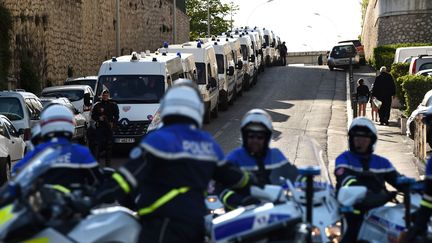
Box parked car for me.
[407,89,432,146]
[327,43,360,71]
[338,40,365,64]
[41,85,94,122]
[394,46,432,63]
[417,69,432,77]
[0,115,26,185]
[40,97,87,144]
[64,76,97,92]
[409,55,432,74]
[0,91,42,141]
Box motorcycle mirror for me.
[337,186,367,207]
[250,185,284,203]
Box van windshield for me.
[42,89,84,102]
[331,45,356,58]
[0,97,24,121]
[64,80,96,91]
[241,45,248,61]
[97,75,165,103]
[195,63,207,85]
[216,54,225,74]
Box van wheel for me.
[211,101,219,118]
[219,92,229,111]
[0,157,10,186]
[204,102,211,124]
[229,92,235,105]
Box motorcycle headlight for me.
[325,221,342,242]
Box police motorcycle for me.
[0,147,141,243]
[338,176,432,242]
[205,138,345,242]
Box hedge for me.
[401,75,432,116]
[390,62,410,108]
[371,43,432,71]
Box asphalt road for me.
[112,65,347,179]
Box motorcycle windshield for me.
[292,136,333,191]
[12,147,63,192]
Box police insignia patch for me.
[335,168,345,176]
[130,147,142,160]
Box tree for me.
[186,0,238,40]
[0,2,12,90]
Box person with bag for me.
[371,66,396,125]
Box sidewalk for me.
[352,66,420,179]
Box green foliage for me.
[390,62,410,108]
[186,0,238,40]
[361,0,369,26]
[401,75,432,116]
[371,43,432,71]
[0,3,12,90]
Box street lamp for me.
[115,0,121,56]
[173,0,176,44]
[207,0,210,36]
[246,0,274,26]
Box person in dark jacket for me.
[335,117,403,243]
[371,66,395,125]
[95,84,253,243]
[356,78,370,117]
[91,89,119,167]
[280,42,288,66]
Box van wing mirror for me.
[84,93,91,107]
[227,66,235,76]
[249,55,256,62]
[210,77,218,88]
[236,60,243,69]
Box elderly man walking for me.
[371,66,396,125]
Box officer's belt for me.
[138,187,190,216]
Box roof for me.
[42,85,91,92]
[103,52,180,64]
[334,42,355,47]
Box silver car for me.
[406,89,432,147]
[328,43,360,71]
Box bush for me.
[371,43,432,71]
[390,62,410,108]
[401,75,432,116]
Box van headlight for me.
[325,221,342,242]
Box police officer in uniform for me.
[221,109,297,210]
[335,117,403,242]
[95,84,252,243]
[91,89,119,167]
[11,104,103,189]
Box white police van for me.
[244,28,265,73]
[262,28,276,67]
[95,52,183,145]
[207,38,236,110]
[231,32,256,91]
[218,36,245,98]
[162,41,220,123]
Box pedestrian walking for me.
[371,66,395,125]
[91,89,119,167]
[356,78,369,117]
[280,41,287,66]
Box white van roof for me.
[394,46,432,63]
[163,42,215,62]
[98,52,182,76]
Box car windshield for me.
[42,89,84,102]
[241,45,248,61]
[195,63,207,85]
[97,75,165,103]
[216,54,225,74]
[0,97,24,121]
[65,80,96,90]
[331,45,356,58]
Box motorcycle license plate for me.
[115,138,135,143]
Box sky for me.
[221,0,363,52]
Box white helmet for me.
[40,104,75,138]
[241,109,273,133]
[348,117,377,154]
[160,85,204,127]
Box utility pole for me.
[230,1,233,31]
[207,0,210,36]
[115,0,121,56]
[173,0,176,44]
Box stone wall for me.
[2,0,190,89]
[361,0,432,61]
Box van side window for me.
[0,121,8,138]
[3,119,18,137]
[207,63,212,81]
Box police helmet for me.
[40,104,75,139]
[348,117,377,154]
[240,109,273,148]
